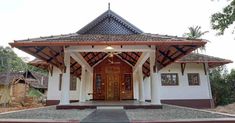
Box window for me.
[161,73,179,86]
[59,74,77,91]
[96,74,102,91]
[70,76,77,90]
[188,73,200,86]
[59,74,62,91]
[124,74,132,90]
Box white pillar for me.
[79,66,86,102]
[76,78,81,100]
[150,51,161,104]
[84,70,90,100]
[137,66,145,102]
[133,72,139,100]
[89,72,93,100]
[59,52,70,105]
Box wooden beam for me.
[181,63,186,75]
[158,50,174,62]
[20,47,59,67]
[91,54,109,67]
[115,54,134,67]
[72,66,81,74]
[70,52,93,73]
[173,45,187,54]
[10,40,207,47]
[203,63,207,75]
[66,45,153,52]
[35,46,46,53]
[133,52,150,73]
[118,54,135,66]
[122,52,138,63]
[87,52,104,64]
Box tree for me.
[0,46,47,75]
[183,26,208,51]
[184,26,208,39]
[211,0,235,35]
[210,67,235,106]
[0,46,27,72]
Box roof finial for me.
[108,2,110,10]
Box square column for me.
[79,66,86,102]
[133,72,139,100]
[59,52,70,105]
[150,49,161,105]
[137,66,145,102]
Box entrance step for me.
[97,106,124,109]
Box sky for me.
[0,0,235,70]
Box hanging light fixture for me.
[105,45,114,50]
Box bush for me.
[210,67,235,106]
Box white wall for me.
[47,66,80,101]
[48,63,212,101]
[143,63,212,100]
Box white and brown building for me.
[10,8,232,108]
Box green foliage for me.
[0,46,48,76]
[0,46,27,72]
[210,67,235,106]
[211,0,235,35]
[183,26,208,39]
[183,26,208,51]
[27,65,48,76]
[28,88,43,97]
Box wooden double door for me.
[93,56,133,100]
[106,67,120,100]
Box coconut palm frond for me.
[184,26,208,52]
[184,26,208,39]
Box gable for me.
[77,10,143,34]
[94,55,133,71]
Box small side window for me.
[161,73,179,86]
[188,73,200,86]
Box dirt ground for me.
[0,103,44,113]
[209,102,235,114]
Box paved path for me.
[81,109,129,123]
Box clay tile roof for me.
[0,71,48,89]
[0,72,23,85]
[23,71,48,89]
[28,59,49,70]
[176,53,233,68]
[15,33,205,42]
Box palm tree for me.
[184,26,208,39]
[183,26,208,52]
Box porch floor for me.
[56,100,162,110]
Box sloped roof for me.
[23,71,48,89]
[0,71,48,89]
[13,33,204,43]
[9,8,207,77]
[28,58,49,70]
[0,72,23,85]
[176,53,233,68]
[77,10,143,34]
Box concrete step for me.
[97,106,124,109]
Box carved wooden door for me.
[106,66,120,100]
[106,73,120,100]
